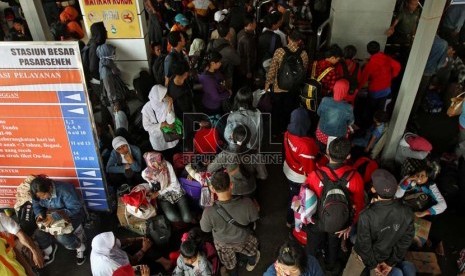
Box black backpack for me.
[152,54,167,85]
[147,214,172,246]
[316,168,354,233]
[50,21,67,40]
[300,61,334,111]
[133,70,154,102]
[277,47,305,91]
[16,201,37,236]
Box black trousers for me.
[271,92,298,135]
[306,222,341,268]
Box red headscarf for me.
[333,79,350,102]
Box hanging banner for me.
[0,42,109,212]
[80,0,142,38]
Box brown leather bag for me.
[447,91,465,117]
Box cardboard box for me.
[414,217,432,246]
[116,198,147,236]
[405,251,441,275]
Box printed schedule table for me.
[0,43,109,211]
[0,90,108,211]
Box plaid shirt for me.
[312,60,340,96]
[214,234,259,270]
[265,41,309,93]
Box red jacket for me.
[284,131,319,175]
[358,53,401,92]
[305,164,365,223]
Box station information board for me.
[0,42,109,211]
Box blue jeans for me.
[390,261,416,276]
[159,195,193,223]
[287,180,301,225]
[34,217,83,250]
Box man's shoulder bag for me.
[213,201,252,231]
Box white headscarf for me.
[112,136,131,164]
[112,136,128,150]
[90,232,129,276]
[149,84,171,123]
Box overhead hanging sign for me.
[0,42,109,212]
[80,0,142,38]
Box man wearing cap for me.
[171,13,190,32]
[211,9,237,48]
[351,169,415,276]
[166,14,189,53]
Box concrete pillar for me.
[381,0,447,161]
[330,0,397,59]
[19,0,53,41]
[78,0,150,87]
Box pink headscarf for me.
[333,79,350,102]
[142,152,169,191]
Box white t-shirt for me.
[0,213,20,235]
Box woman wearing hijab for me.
[142,84,180,162]
[90,231,171,276]
[96,43,129,120]
[283,107,319,228]
[142,152,193,223]
[315,79,355,151]
[106,136,143,188]
[87,22,107,80]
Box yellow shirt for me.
[0,238,26,276]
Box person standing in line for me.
[347,169,416,276]
[200,172,260,276]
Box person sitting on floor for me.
[142,152,193,224]
[264,241,324,276]
[90,231,171,276]
[30,175,87,266]
[173,232,213,275]
[106,136,143,188]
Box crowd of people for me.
[2,0,465,276]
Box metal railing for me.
[316,18,331,51]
